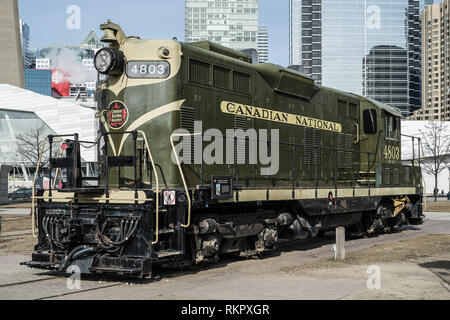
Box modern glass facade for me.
[290,0,430,115]
[257,26,269,63]
[363,45,409,112]
[0,109,55,166]
[24,69,52,96]
[185,0,259,51]
[20,19,32,69]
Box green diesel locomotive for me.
[24,21,424,278]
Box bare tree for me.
[15,125,56,173]
[419,121,450,202]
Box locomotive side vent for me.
[180,106,195,163]
[234,115,248,164]
[405,167,410,183]
[314,129,322,166]
[385,168,391,185]
[189,59,211,86]
[394,168,399,185]
[304,127,313,167]
[338,133,353,169]
[338,133,346,169]
[233,71,251,95]
[345,134,353,169]
[214,66,231,90]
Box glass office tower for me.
[290,0,430,115]
[185,0,259,51]
[363,45,409,112]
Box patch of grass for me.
[282,234,450,273]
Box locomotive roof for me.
[361,97,404,118]
[182,40,404,118]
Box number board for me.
[126,61,170,79]
[384,145,400,161]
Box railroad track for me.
[0,272,124,300]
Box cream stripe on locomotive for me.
[218,187,419,203]
[117,99,185,155]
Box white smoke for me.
[44,47,97,85]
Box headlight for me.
[94,48,124,76]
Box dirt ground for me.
[282,234,450,272]
[0,211,449,299]
[0,202,32,209]
[282,235,450,300]
[425,201,450,212]
[0,214,34,255]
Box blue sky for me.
[18,0,290,66]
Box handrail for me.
[52,144,66,190]
[31,137,74,237]
[31,137,48,237]
[170,132,202,228]
[136,130,160,245]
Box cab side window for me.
[363,109,377,134]
[385,115,399,140]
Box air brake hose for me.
[59,245,88,271]
[109,218,138,246]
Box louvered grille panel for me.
[394,168,399,185]
[313,129,321,166]
[304,128,313,166]
[234,116,248,164]
[385,168,391,185]
[233,71,251,95]
[213,66,230,90]
[338,133,346,169]
[189,59,210,85]
[180,106,195,163]
[345,134,353,170]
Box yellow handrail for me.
[170,132,202,228]
[137,130,160,244]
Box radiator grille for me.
[189,59,210,85]
[233,71,251,95]
[394,168,399,185]
[213,66,231,90]
[385,168,391,185]
[338,133,353,169]
[304,128,313,167]
[180,106,195,163]
[234,116,248,164]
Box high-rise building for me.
[24,69,52,96]
[289,0,427,115]
[0,0,24,88]
[20,19,33,69]
[363,46,409,114]
[410,0,450,120]
[36,58,50,70]
[185,0,258,51]
[257,26,268,63]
